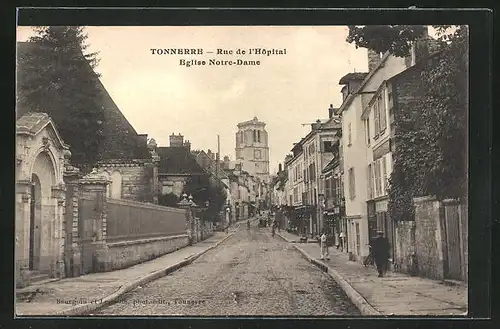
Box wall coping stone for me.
[107,198,187,213]
[413,195,437,204]
[80,168,111,185]
[441,198,461,205]
[107,234,189,248]
[98,158,150,166]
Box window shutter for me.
[382,156,388,193]
[380,94,387,133]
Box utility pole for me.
[216,134,220,181]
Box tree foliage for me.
[182,175,228,222]
[17,26,105,168]
[346,25,428,57]
[158,193,179,208]
[346,25,468,221]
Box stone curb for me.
[276,232,382,317]
[52,231,236,316]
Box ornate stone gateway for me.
[16,113,69,282]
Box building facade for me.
[235,117,270,183]
[337,50,409,262]
[285,142,305,233]
[156,133,208,199]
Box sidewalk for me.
[277,231,468,316]
[15,228,239,316]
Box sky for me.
[17,26,370,174]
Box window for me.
[382,156,388,193]
[356,223,361,255]
[367,164,373,199]
[348,123,352,146]
[257,130,261,142]
[111,171,122,199]
[253,130,257,142]
[348,167,355,200]
[374,93,387,138]
[325,178,330,198]
[379,94,387,134]
[323,141,334,152]
[340,176,344,200]
[365,118,371,145]
[309,162,316,181]
[374,160,380,197]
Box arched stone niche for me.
[16,113,69,279]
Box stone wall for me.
[98,161,154,203]
[393,197,468,282]
[414,196,445,280]
[106,198,187,242]
[96,235,189,271]
[394,221,417,275]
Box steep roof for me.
[16,41,150,162]
[338,72,369,85]
[157,147,206,175]
[335,52,391,115]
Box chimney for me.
[183,139,191,151]
[413,26,434,65]
[223,155,230,169]
[367,49,383,71]
[311,119,322,131]
[207,149,215,161]
[169,133,184,147]
[278,163,282,173]
[328,104,335,118]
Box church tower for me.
[235,117,270,183]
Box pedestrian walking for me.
[370,231,390,277]
[339,231,346,251]
[335,232,340,249]
[320,230,330,260]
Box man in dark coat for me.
[370,231,390,277]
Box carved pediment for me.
[16,112,69,152]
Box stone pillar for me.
[15,179,32,287]
[195,217,200,243]
[178,194,194,245]
[148,139,160,204]
[63,154,82,277]
[51,184,66,278]
[79,168,111,272]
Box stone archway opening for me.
[29,174,41,270]
[29,151,57,274]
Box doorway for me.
[29,174,41,271]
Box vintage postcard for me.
[15,17,470,317]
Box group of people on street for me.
[319,229,391,278]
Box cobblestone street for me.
[95,224,360,316]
